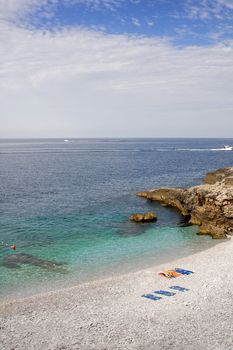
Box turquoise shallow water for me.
[0,138,232,299]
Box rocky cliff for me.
[137,167,233,239]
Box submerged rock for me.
[137,167,233,239]
[2,253,66,270]
[129,212,157,223]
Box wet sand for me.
[1,238,233,350]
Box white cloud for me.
[185,0,233,19]
[0,0,49,21]
[146,19,155,27]
[217,0,233,10]
[132,17,141,27]
[0,7,233,137]
[0,0,123,23]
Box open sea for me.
[0,138,233,300]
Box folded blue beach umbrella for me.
[142,294,162,301]
[153,290,176,297]
[174,268,194,275]
[169,286,189,292]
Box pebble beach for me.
[1,237,233,350]
[1,0,233,346]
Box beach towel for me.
[169,286,189,292]
[158,270,182,279]
[142,294,162,301]
[174,268,194,275]
[153,290,176,296]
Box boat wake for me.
[176,148,233,152]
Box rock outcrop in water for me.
[129,212,157,223]
[137,167,233,239]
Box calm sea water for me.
[0,138,233,299]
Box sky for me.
[0,0,233,138]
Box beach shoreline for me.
[1,237,233,350]
[0,231,219,304]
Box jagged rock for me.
[225,177,233,186]
[204,167,233,185]
[137,167,233,239]
[129,212,157,223]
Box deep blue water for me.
[0,138,233,299]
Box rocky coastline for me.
[137,167,233,239]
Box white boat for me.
[64,139,69,142]
[223,145,233,151]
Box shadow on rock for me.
[178,214,192,227]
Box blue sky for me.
[0,0,233,137]
[18,0,233,45]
